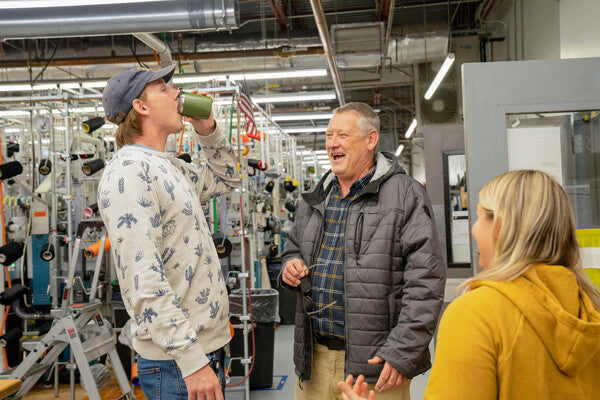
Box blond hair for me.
[463,169,600,309]
[108,91,147,148]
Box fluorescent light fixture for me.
[4,128,21,133]
[394,144,405,157]
[272,112,333,121]
[303,154,329,160]
[81,81,106,89]
[173,75,227,84]
[32,83,58,91]
[0,84,33,92]
[404,119,417,138]
[0,110,30,117]
[229,69,327,80]
[59,83,82,89]
[283,126,328,134]
[424,53,455,100]
[173,69,327,85]
[254,92,336,104]
[318,159,331,164]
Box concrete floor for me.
[21,324,432,400]
[226,325,432,400]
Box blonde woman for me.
[339,170,600,400]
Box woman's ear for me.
[132,98,149,116]
[494,216,502,238]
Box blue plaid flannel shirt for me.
[311,168,375,339]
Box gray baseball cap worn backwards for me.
[102,64,177,124]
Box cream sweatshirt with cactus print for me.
[98,127,240,378]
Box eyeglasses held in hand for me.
[300,264,337,316]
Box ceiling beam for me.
[268,0,289,30]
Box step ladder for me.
[0,221,134,400]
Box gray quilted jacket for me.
[281,152,446,382]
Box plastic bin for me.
[229,288,278,388]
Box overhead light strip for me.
[395,144,405,157]
[0,69,328,93]
[271,112,333,121]
[424,53,455,100]
[404,119,417,138]
[255,93,336,104]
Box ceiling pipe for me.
[134,33,173,67]
[379,0,397,75]
[309,0,345,106]
[0,47,324,69]
[0,0,240,40]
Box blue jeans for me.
[137,348,226,400]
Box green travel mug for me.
[177,92,213,120]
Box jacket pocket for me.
[354,212,364,255]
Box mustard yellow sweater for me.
[425,264,600,400]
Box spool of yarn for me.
[0,161,23,180]
[0,284,27,305]
[39,158,52,175]
[247,159,268,171]
[0,242,24,266]
[284,201,297,212]
[82,117,105,134]
[41,243,55,261]
[283,180,296,192]
[84,238,111,259]
[0,328,23,348]
[265,180,274,193]
[177,153,192,163]
[212,235,232,259]
[6,143,19,157]
[83,203,99,219]
[268,244,279,258]
[82,159,105,176]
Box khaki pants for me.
[295,342,411,400]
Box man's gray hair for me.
[333,102,380,136]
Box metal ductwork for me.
[193,33,323,53]
[134,33,173,66]
[387,31,450,65]
[331,23,449,67]
[0,0,240,40]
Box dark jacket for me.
[281,152,446,382]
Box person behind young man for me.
[280,102,446,400]
[98,64,240,400]
[339,169,600,400]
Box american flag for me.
[239,81,257,136]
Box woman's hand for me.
[337,374,375,400]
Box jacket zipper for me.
[354,212,364,256]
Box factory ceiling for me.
[0,0,492,151]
